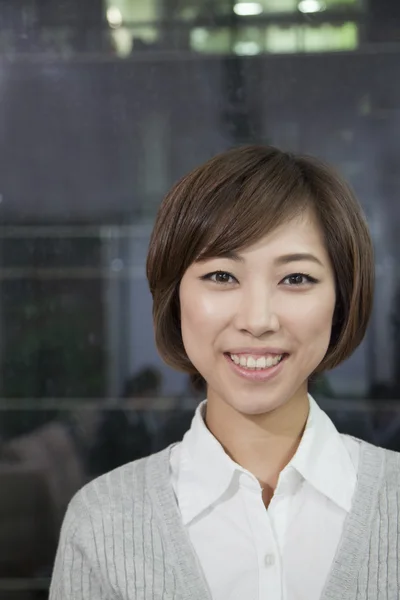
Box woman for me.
[50,146,400,600]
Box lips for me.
[228,353,284,369]
[224,352,288,382]
[225,347,288,357]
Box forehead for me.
[239,211,329,259]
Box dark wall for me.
[0,50,399,222]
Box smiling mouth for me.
[225,353,288,371]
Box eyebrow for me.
[215,251,324,267]
[274,253,324,267]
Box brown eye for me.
[201,271,236,285]
[281,273,318,286]
[215,271,232,284]
[288,274,305,285]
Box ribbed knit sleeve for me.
[354,448,400,600]
[49,492,114,600]
[49,454,180,600]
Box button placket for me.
[242,481,283,598]
[264,553,276,567]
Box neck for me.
[204,389,310,499]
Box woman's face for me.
[179,210,336,416]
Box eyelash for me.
[200,270,319,286]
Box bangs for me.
[193,152,311,262]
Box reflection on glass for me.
[130,26,160,52]
[324,0,360,5]
[265,24,299,52]
[298,0,326,12]
[232,0,360,15]
[191,21,357,54]
[303,21,358,51]
[1,0,397,595]
[233,27,263,54]
[104,0,159,23]
[191,27,232,53]
[104,0,160,56]
[234,40,262,55]
[266,21,358,53]
[261,0,298,12]
[111,25,160,56]
[234,2,264,16]
[103,0,362,26]
[111,27,134,56]
[106,6,123,28]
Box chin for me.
[223,391,288,416]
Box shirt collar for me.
[176,400,242,525]
[176,394,356,525]
[287,395,357,511]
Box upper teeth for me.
[229,354,283,369]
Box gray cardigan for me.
[49,439,400,600]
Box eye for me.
[281,273,319,286]
[201,270,237,285]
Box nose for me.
[234,285,280,338]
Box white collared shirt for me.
[169,395,360,600]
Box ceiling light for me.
[191,28,209,45]
[233,3,263,16]
[234,41,261,55]
[106,7,123,28]
[298,0,325,13]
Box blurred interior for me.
[0,0,400,597]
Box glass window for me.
[105,0,159,23]
[105,0,160,56]
[190,27,232,53]
[261,0,298,12]
[297,0,362,12]
[303,22,358,51]
[324,0,360,6]
[191,26,264,54]
[163,0,226,20]
[233,26,264,54]
[232,0,361,17]
[130,26,160,51]
[110,27,134,56]
[265,25,300,53]
[1,234,105,400]
[266,21,358,52]
[2,0,400,595]
[113,0,363,23]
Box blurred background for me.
[0,0,399,596]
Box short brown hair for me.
[146,145,374,387]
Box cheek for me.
[180,304,207,351]
[284,292,335,348]
[307,305,336,359]
[179,289,228,360]
[308,306,335,346]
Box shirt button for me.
[264,553,276,567]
